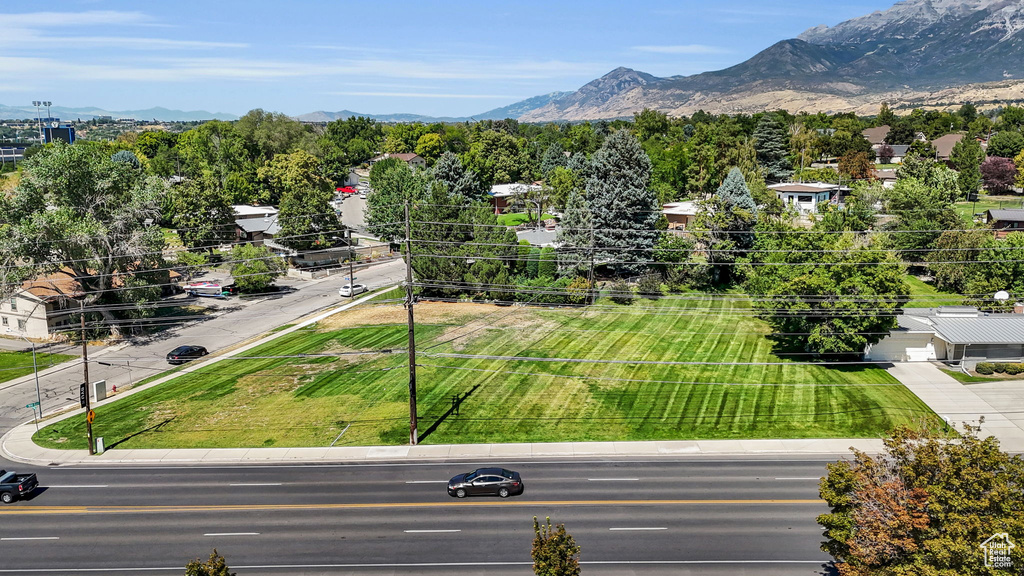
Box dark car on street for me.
[166,345,209,365]
[447,468,524,498]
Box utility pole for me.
[587,225,596,306]
[347,229,355,297]
[80,300,95,455]
[404,201,418,445]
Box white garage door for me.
[866,333,936,362]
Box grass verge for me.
[35,297,939,449]
[0,350,77,385]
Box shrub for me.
[636,274,663,299]
[525,247,541,278]
[976,362,995,375]
[565,277,592,305]
[538,247,557,279]
[1005,363,1024,375]
[993,363,1009,373]
[609,278,634,305]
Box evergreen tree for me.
[586,130,660,275]
[695,167,757,285]
[556,188,593,276]
[432,152,481,203]
[950,137,984,197]
[753,113,792,182]
[877,102,896,126]
[540,142,567,177]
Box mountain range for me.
[520,0,1024,121]
[0,104,238,122]
[5,1,1024,124]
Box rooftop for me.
[900,307,1024,345]
[987,209,1024,222]
[662,201,699,216]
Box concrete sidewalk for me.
[888,363,1024,452]
[1,418,884,465]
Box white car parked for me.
[339,283,368,297]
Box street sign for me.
[344,277,357,281]
[26,402,39,409]
[86,410,95,424]
[79,383,88,408]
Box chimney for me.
[1015,302,1024,315]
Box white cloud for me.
[326,92,521,99]
[631,45,730,54]
[0,10,151,27]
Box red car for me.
[336,186,357,194]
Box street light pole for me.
[32,101,43,143]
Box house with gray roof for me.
[233,205,281,247]
[865,306,1024,363]
[986,209,1024,239]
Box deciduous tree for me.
[185,549,235,576]
[229,243,285,293]
[818,425,1024,576]
[981,156,1017,193]
[532,517,581,576]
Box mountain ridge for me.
[0,104,238,122]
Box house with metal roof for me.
[865,306,1024,363]
[233,205,281,247]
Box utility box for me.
[92,380,107,402]
[95,437,105,454]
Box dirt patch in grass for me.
[318,301,492,330]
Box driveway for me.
[887,363,1024,452]
[0,259,405,434]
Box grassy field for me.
[954,194,1024,222]
[496,212,557,227]
[904,276,962,308]
[35,297,939,450]
[0,350,76,385]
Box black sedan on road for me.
[166,345,209,365]
[447,468,524,498]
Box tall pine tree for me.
[753,113,792,182]
[432,152,482,203]
[556,187,593,277]
[586,130,660,276]
[695,167,757,285]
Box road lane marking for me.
[0,499,824,516]
[588,478,639,481]
[45,485,109,488]
[774,478,820,480]
[229,483,282,486]
[0,560,828,572]
[203,532,259,536]
[403,529,461,533]
[405,480,449,484]
[609,527,667,531]
[0,537,60,541]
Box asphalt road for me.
[0,259,405,435]
[0,458,836,575]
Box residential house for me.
[865,306,1024,363]
[234,205,281,246]
[368,152,426,170]
[767,182,847,214]
[662,201,699,230]
[874,169,898,189]
[875,144,909,164]
[986,209,1024,239]
[862,125,890,148]
[488,183,541,215]
[1,270,81,339]
[932,133,964,164]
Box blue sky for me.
[0,1,897,117]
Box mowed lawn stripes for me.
[34,297,937,450]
